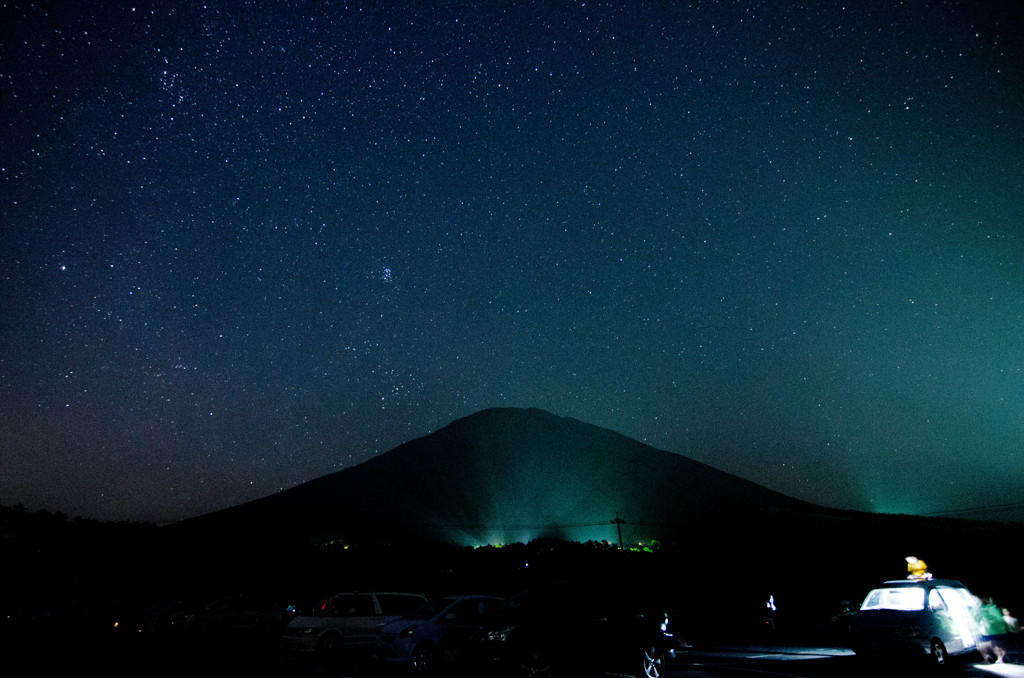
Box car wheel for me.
[411,641,436,673]
[931,639,948,667]
[641,645,663,678]
[519,651,553,677]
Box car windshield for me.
[405,597,456,620]
[861,587,926,611]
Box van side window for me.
[342,594,376,616]
[928,589,947,612]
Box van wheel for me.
[931,639,948,667]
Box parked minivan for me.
[280,591,427,656]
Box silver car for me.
[376,595,503,672]
[280,591,427,656]
[848,578,983,666]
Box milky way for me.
[2,1,1022,523]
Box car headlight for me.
[400,625,417,638]
[486,625,515,642]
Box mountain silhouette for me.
[164,407,1024,613]
[177,407,837,548]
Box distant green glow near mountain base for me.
[869,500,925,516]
[445,516,655,550]
[455,525,621,549]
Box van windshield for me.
[861,587,926,611]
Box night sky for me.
[2,1,1022,524]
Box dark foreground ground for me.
[6,558,1023,678]
[7,629,1023,678]
[5,510,1024,677]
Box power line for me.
[918,501,1024,520]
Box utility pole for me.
[611,513,625,550]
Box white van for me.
[848,578,983,666]
[280,591,427,656]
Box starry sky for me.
[2,1,1022,524]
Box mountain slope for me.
[177,407,831,547]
